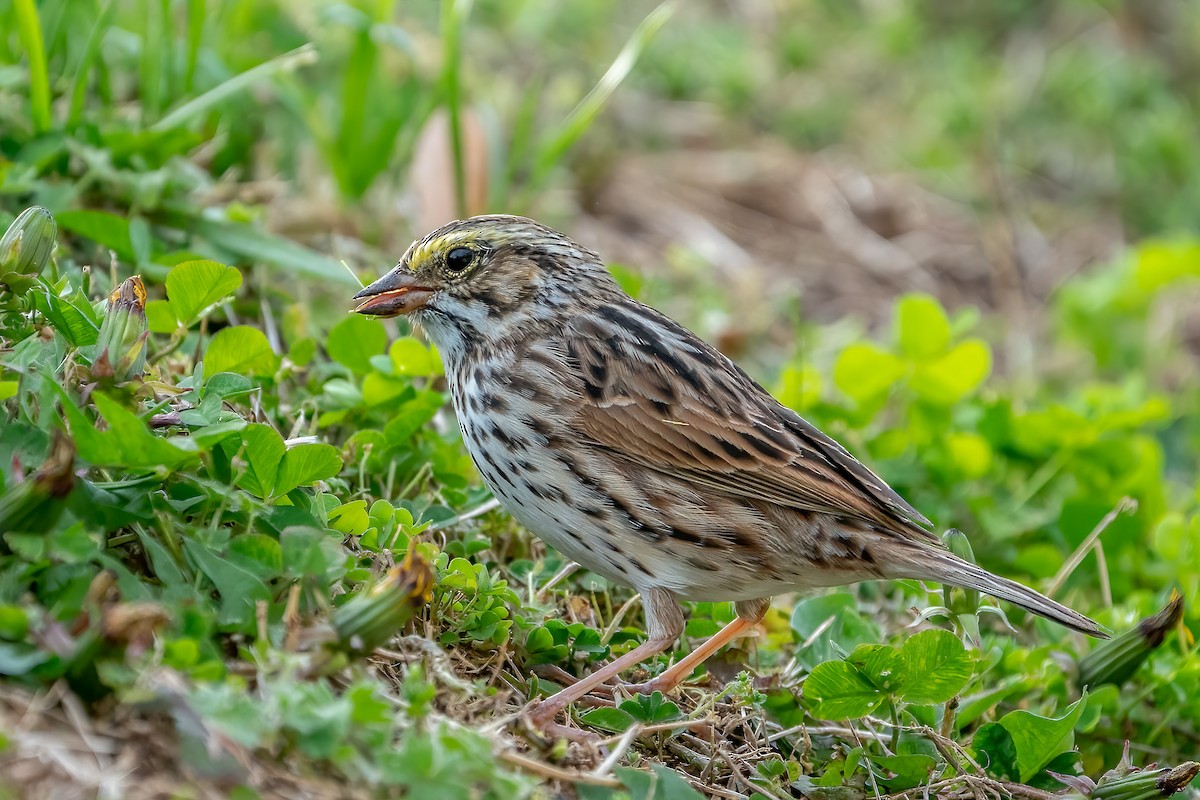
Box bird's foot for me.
[531,664,650,698]
[616,676,674,697]
[524,701,604,745]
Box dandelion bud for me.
[1079,592,1184,689]
[0,206,57,303]
[942,528,980,612]
[1093,760,1199,800]
[0,430,75,536]
[95,276,149,382]
[332,547,434,654]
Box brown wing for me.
[565,301,936,540]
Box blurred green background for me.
[2,1,1199,797]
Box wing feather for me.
[565,301,936,540]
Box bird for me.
[352,214,1107,733]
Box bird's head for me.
[353,215,613,357]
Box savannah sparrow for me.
[353,215,1106,731]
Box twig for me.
[1047,497,1135,598]
[602,594,642,645]
[497,749,621,787]
[844,719,885,800]
[593,724,640,778]
[913,725,986,776]
[283,584,302,652]
[537,561,580,599]
[1094,540,1113,608]
[429,497,502,530]
[769,723,887,744]
[861,713,894,756]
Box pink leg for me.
[627,598,769,695]
[529,588,683,728]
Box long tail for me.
[893,550,1110,638]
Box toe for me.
[524,704,604,746]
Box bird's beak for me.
[352,270,434,317]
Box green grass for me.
[1,1,1199,798]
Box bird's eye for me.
[445,246,475,273]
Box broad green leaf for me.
[239,423,286,498]
[274,443,342,497]
[204,373,254,399]
[328,501,370,535]
[956,675,1027,730]
[129,216,151,263]
[205,325,278,377]
[897,628,974,704]
[0,642,51,675]
[805,660,886,719]
[327,315,387,375]
[227,534,284,580]
[790,593,881,668]
[138,530,188,588]
[997,694,1087,782]
[166,260,242,326]
[389,337,443,376]
[619,691,682,724]
[872,753,938,792]
[847,643,906,694]
[774,364,823,411]
[896,293,951,359]
[56,387,196,472]
[913,338,991,404]
[145,299,178,333]
[0,606,30,640]
[186,420,245,452]
[946,432,992,479]
[612,765,706,800]
[289,337,317,366]
[56,210,134,259]
[972,722,1019,780]
[1029,751,1086,791]
[833,342,906,404]
[578,706,636,733]
[362,373,410,406]
[188,684,273,749]
[280,526,346,584]
[184,539,270,628]
[32,291,99,346]
[1132,240,1200,296]
[524,626,558,655]
[383,391,444,445]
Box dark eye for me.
[445,246,475,273]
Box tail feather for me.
[899,551,1110,638]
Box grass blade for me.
[139,0,163,122]
[13,0,52,132]
[150,43,318,134]
[67,0,116,128]
[440,0,472,217]
[184,0,205,93]
[495,74,542,209]
[527,1,674,198]
[337,25,376,198]
[160,206,357,286]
